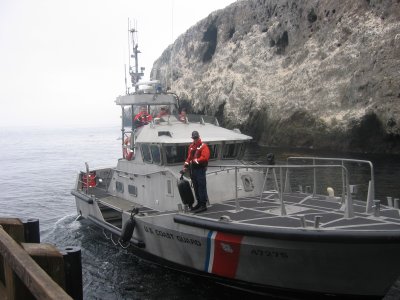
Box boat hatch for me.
[158,131,172,137]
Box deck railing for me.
[77,157,375,219]
[286,157,375,214]
[208,163,355,218]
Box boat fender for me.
[327,187,334,197]
[266,153,275,165]
[177,176,194,208]
[120,218,136,243]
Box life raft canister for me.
[123,136,134,161]
[82,171,96,188]
[177,177,194,208]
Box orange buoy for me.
[123,136,134,160]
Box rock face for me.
[151,0,400,153]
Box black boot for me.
[190,203,201,211]
[193,204,207,213]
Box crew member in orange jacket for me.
[134,106,153,127]
[181,131,210,213]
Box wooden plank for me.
[0,219,25,242]
[0,227,72,300]
[3,261,15,300]
[0,256,4,288]
[12,243,67,300]
[0,219,25,300]
[0,280,7,300]
[22,243,66,288]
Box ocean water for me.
[1,126,400,299]
[0,126,120,231]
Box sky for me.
[0,0,236,128]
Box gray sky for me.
[0,0,236,128]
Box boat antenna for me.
[170,0,174,90]
[127,19,131,81]
[124,64,128,94]
[128,20,144,93]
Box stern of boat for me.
[72,166,114,219]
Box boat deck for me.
[86,185,400,231]
[197,191,400,231]
[83,184,400,231]
[86,186,160,216]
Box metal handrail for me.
[114,168,170,177]
[208,164,354,218]
[207,167,237,175]
[287,157,374,213]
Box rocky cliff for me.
[151,0,400,153]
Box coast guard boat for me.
[72,28,400,298]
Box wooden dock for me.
[0,218,82,300]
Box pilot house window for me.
[165,145,187,164]
[223,143,242,159]
[150,145,161,164]
[208,144,219,159]
[141,144,152,163]
[141,144,162,164]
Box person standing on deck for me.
[181,131,210,213]
[134,106,153,127]
[156,106,169,118]
[179,108,187,123]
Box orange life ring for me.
[124,136,134,160]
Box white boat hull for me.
[74,193,400,297]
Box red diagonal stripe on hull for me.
[211,232,243,278]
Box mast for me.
[128,22,144,93]
[121,21,146,158]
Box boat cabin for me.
[115,81,252,166]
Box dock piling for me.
[61,246,83,300]
[22,219,40,243]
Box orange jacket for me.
[184,138,210,168]
[134,112,153,122]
